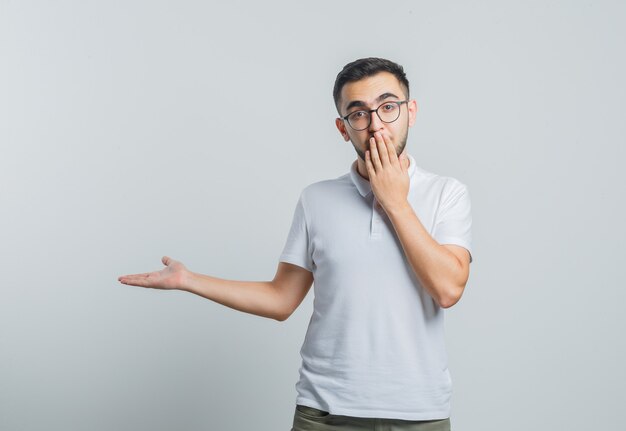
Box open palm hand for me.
[118,256,188,290]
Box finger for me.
[400,153,409,172]
[369,136,382,171]
[118,272,156,287]
[382,133,399,167]
[118,273,150,284]
[365,150,375,177]
[162,256,171,266]
[118,272,151,281]
[375,132,391,166]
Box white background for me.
[1,1,625,430]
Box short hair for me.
[333,57,410,113]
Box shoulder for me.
[300,174,352,204]
[413,165,469,197]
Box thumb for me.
[401,154,409,171]
[162,256,171,266]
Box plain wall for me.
[1,1,625,430]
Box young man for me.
[119,58,472,431]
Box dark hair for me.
[333,57,410,113]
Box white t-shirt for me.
[279,154,473,420]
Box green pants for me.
[291,405,451,431]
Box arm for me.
[365,132,470,308]
[118,257,314,321]
[385,204,470,308]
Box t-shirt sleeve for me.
[279,193,314,272]
[433,180,474,263]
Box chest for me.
[307,190,439,269]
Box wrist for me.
[385,200,412,217]
[178,270,196,292]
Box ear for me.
[335,117,351,142]
[407,99,418,128]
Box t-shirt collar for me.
[349,153,417,198]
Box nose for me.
[368,110,384,135]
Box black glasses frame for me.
[341,100,409,131]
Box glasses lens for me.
[377,102,401,123]
[347,111,370,131]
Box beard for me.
[352,128,409,162]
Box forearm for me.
[180,272,286,321]
[386,202,465,308]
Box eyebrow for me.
[344,92,400,113]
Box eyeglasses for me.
[341,100,408,131]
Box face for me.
[335,71,417,163]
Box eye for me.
[382,103,396,111]
[349,111,367,119]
